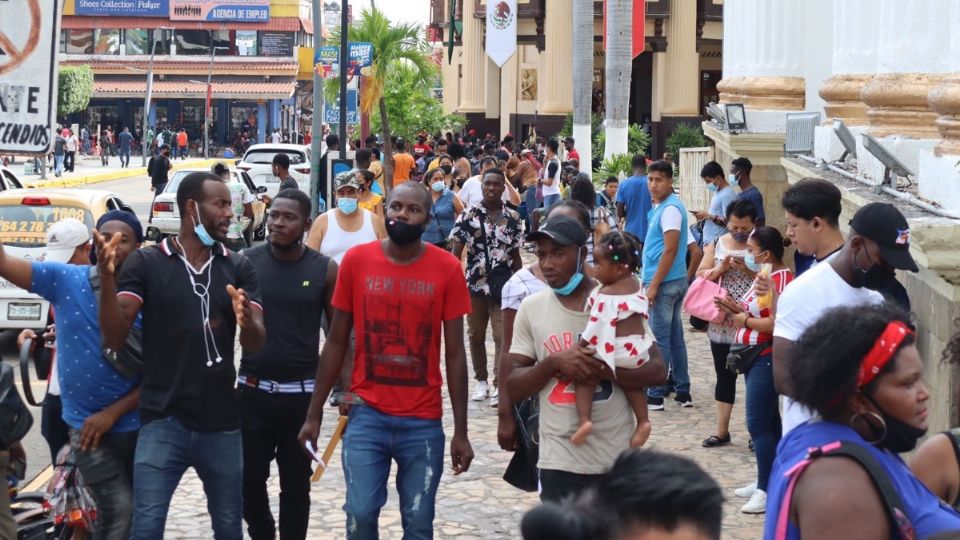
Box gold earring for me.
[849,410,887,445]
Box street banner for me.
[602,0,646,58]
[315,46,340,79]
[75,0,169,17]
[485,0,517,67]
[314,43,373,80]
[324,89,358,125]
[0,0,59,155]
[170,0,269,22]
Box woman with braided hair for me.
[572,231,654,448]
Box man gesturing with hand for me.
[97,172,265,540]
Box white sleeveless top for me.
[320,209,378,264]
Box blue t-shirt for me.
[30,262,140,433]
[737,185,766,222]
[765,421,960,539]
[616,175,652,241]
[703,185,737,245]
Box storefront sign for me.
[75,0,170,17]
[314,43,373,79]
[170,0,269,22]
[0,0,59,154]
[260,32,294,57]
[323,89,358,125]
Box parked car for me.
[0,165,25,191]
[146,167,267,244]
[236,143,312,198]
[0,188,133,330]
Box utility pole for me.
[310,0,323,217]
[204,35,224,159]
[141,29,162,166]
[338,0,348,156]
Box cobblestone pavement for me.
[163,321,765,539]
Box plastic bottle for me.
[757,263,773,309]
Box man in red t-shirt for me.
[299,182,474,537]
[413,134,430,160]
[563,136,580,163]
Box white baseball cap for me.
[44,218,90,264]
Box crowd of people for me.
[2,126,960,540]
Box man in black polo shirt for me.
[239,189,337,540]
[96,172,266,539]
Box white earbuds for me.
[178,253,225,368]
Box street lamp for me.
[142,27,171,167]
[204,40,230,158]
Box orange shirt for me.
[177,132,188,147]
[392,152,415,185]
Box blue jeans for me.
[342,405,444,540]
[54,154,64,176]
[542,193,561,212]
[646,277,690,397]
[131,416,243,539]
[745,353,781,491]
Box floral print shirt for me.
[451,204,523,295]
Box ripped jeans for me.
[342,405,444,540]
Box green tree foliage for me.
[596,153,633,180]
[665,123,707,157]
[370,64,465,142]
[57,65,94,117]
[594,124,650,165]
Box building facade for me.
[704,0,960,432]
[59,0,317,151]
[430,0,724,155]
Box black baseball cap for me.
[849,203,918,272]
[526,214,587,247]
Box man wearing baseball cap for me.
[505,213,665,502]
[306,170,386,265]
[773,201,916,435]
[43,218,91,264]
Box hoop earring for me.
[850,410,887,445]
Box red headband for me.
[857,321,914,388]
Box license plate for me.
[8,303,41,321]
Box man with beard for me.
[97,172,266,539]
[239,189,337,540]
[298,181,474,538]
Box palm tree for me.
[326,8,435,194]
[603,0,632,159]
[572,0,593,174]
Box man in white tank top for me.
[305,171,387,264]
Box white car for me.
[0,188,133,330]
[236,143,312,198]
[146,168,267,243]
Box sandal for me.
[702,434,731,448]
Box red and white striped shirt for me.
[736,269,794,348]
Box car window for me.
[1,170,22,190]
[240,171,257,193]
[0,204,93,248]
[164,170,191,194]
[243,149,306,165]
[106,198,119,211]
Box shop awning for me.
[60,59,299,77]
[61,16,312,33]
[93,78,297,100]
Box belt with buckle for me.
[237,374,315,394]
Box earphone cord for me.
[179,254,224,367]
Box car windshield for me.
[0,204,93,247]
[164,170,241,193]
[243,149,306,165]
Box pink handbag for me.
[683,277,728,323]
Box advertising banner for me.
[170,0,269,22]
[76,0,169,17]
[324,89,358,125]
[314,43,373,79]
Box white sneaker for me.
[489,395,499,408]
[472,381,489,401]
[734,481,757,498]
[741,489,767,514]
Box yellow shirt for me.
[358,193,383,213]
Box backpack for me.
[0,364,32,449]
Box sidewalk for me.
[163,308,765,539]
[14,154,223,189]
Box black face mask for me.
[386,219,424,246]
[852,243,897,291]
[863,395,926,453]
[440,165,453,174]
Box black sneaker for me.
[674,392,693,407]
[647,397,665,411]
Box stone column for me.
[716,0,805,111]
[928,0,960,155]
[458,11,486,112]
[861,0,950,138]
[540,0,573,115]
[819,0,876,125]
[485,57,501,121]
[500,52,518,137]
[658,0,699,116]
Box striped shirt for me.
[736,269,794,348]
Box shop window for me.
[126,29,149,55]
[65,30,94,54]
[151,29,171,55]
[94,29,121,55]
[174,30,211,55]
[236,31,258,56]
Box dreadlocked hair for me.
[598,230,643,273]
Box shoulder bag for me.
[726,343,765,374]
[0,364,33,449]
[683,276,728,323]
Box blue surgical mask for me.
[552,248,585,296]
[193,206,216,247]
[706,182,718,193]
[338,198,358,214]
[728,173,740,187]
[744,252,761,272]
[431,181,445,193]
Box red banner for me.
[603,0,646,58]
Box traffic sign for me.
[0,0,59,155]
